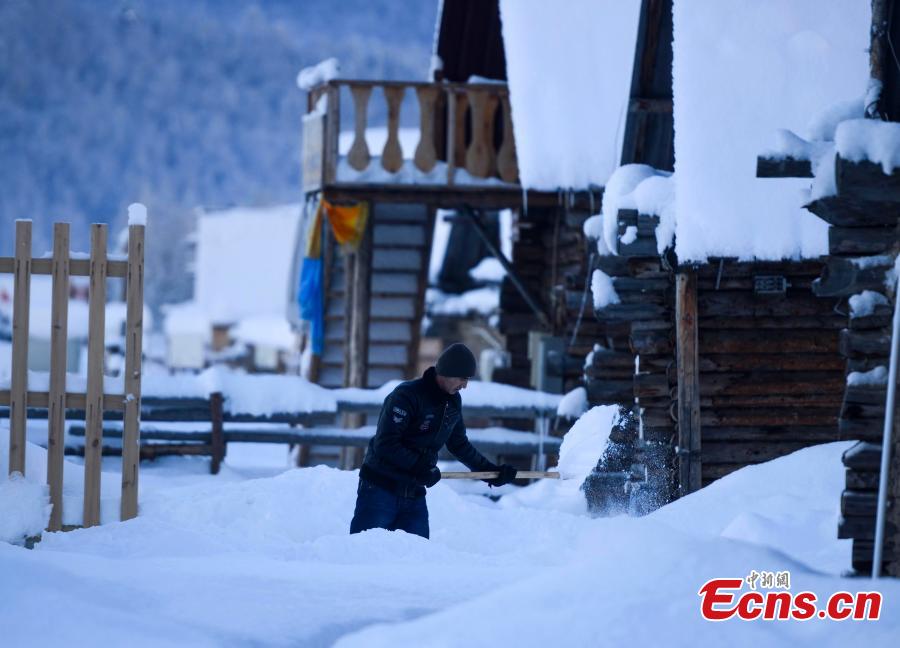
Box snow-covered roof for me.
[193,204,301,325]
[163,301,211,339]
[499,0,641,190]
[672,0,871,261]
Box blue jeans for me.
[349,478,430,539]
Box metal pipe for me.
[873,269,900,577]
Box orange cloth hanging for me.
[321,199,369,250]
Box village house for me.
[163,204,303,373]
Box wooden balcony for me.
[302,79,598,210]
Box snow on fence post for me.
[82,223,108,528]
[8,220,32,477]
[120,218,145,521]
[47,223,70,531]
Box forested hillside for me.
[0,0,435,308]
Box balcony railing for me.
[302,79,519,193]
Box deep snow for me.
[2,423,899,646]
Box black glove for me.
[413,455,441,488]
[419,466,441,488]
[486,463,517,487]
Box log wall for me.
[806,158,900,576]
[691,260,846,486]
[587,209,849,508]
[496,205,597,392]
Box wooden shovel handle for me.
[441,471,560,480]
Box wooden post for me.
[210,391,225,475]
[868,0,889,118]
[347,85,372,171]
[323,84,340,185]
[9,220,32,477]
[120,223,145,521]
[349,208,373,390]
[676,269,702,496]
[47,223,69,530]
[342,208,373,469]
[82,224,107,527]
[382,86,405,173]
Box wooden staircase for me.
[318,202,432,389]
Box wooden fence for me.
[0,219,145,530]
[58,394,560,475]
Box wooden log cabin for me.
[582,0,882,532]
[753,0,900,576]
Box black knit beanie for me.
[435,343,477,378]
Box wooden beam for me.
[837,157,900,202]
[755,156,813,178]
[120,223,145,522]
[9,220,32,477]
[0,391,125,411]
[829,224,898,256]
[676,269,701,495]
[323,85,340,186]
[47,223,69,531]
[82,224,107,528]
[804,195,900,227]
[813,255,895,297]
[0,257,128,278]
[321,184,603,211]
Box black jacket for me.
[360,367,495,495]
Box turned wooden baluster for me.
[382,86,405,173]
[347,85,372,171]
[465,88,499,179]
[497,92,519,183]
[414,86,439,173]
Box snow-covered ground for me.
[2,420,898,646]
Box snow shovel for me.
[441,471,560,479]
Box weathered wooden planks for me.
[47,224,70,530]
[9,221,32,476]
[82,224,108,528]
[120,223,145,521]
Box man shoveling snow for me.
[350,343,517,538]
